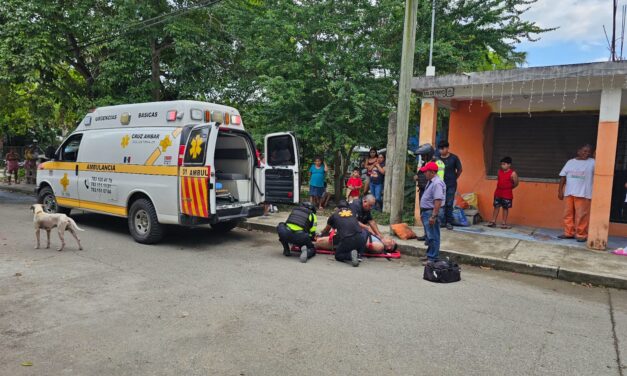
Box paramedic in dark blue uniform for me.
[277,202,318,263]
[320,201,364,267]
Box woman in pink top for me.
[5,148,20,185]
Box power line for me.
[71,0,226,51]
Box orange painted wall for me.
[449,101,568,230]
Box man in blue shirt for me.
[419,162,446,264]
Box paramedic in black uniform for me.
[320,201,364,267]
[277,202,318,263]
[349,195,382,238]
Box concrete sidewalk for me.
[242,211,627,289]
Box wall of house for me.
[449,100,583,230]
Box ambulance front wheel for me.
[128,198,164,244]
[37,186,71,215]
[211,220,240,233]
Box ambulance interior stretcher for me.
[213,132,254,207]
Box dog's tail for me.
[68,218,85,232]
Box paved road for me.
[1,190,626,375]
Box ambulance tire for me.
[128,198,164,244]
[211,220,240,233]
[38,186,71,215]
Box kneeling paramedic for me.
[320,201,365,267]
[277,202,318,263]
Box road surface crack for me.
[608,288,624,376]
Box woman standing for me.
[5,148,20,185]
[557,144,595,242]
[309,156,328,210]
[369,154,386,210]
[363,148,378,194]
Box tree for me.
[228,0,547,201]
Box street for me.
[0,190,625,376]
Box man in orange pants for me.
[557,145,595,242]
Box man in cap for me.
[277,202,318,263]
[419,161,446,264]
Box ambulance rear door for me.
[179,124,214,219]
[261,132,300,204]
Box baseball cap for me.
[419,161,439,172]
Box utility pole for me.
[390,0,419,224]
[613,0,618,61]
[426,0,436,76]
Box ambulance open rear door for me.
[179,125,212,222]
[261,132,300,204]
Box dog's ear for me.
[30,205,35,212]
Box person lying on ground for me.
[315,230,397,254]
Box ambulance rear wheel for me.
[211,220,240,233]
[37,186,71,215]
[128,198,163,244]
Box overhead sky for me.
[518,0,621,67]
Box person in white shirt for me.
[557,144,595,242]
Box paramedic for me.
[349,195,382,238]
[320,202,364,267]
[277,202,318,263]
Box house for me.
[413,62,627,250]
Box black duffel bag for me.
[423,259,461,283]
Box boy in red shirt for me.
[487,157,519,229]
[346,168,363,203]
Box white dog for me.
[31,204,84,251]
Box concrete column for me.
[383,112,397,213]
[418,98,438,145]
[588,88,622,250]
[414,98,438,224]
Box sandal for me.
[485,222,496,228]
[500,224,512,229]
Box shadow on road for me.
[71,212,252,249]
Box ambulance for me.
[36,100,300,244]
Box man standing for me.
[349,195,382,238]
[419,162,446,264]
[557,144,595,242]
[321,202,364,267]
[437,140,462,230]
[277,202,318,263]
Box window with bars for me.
[486,112,599,180]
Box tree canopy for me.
[1,0,547,190]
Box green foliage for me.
[0,0,547,154]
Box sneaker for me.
[351,250,359,267]
[283,245,291,257]
[300,246,309,263]
[446,223,454,230]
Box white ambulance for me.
[36,100,300,243]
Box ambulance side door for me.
[53,133,83,206]
[262,132,300,204]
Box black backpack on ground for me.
[423,259,461,283]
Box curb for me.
[239,219,626,289]
[0,185,36,196]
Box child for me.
[346,168,363,203]
[487,156,519,229]
[309,157,328,209]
